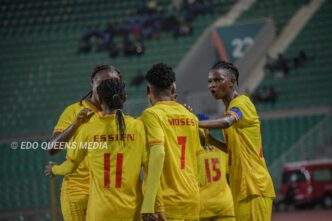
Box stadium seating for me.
[210,114,324,165]
[0,0,236,137]
[252,0,332,111]
[237,0,308,33]
[260,114,324,165]
[0,141,64,211]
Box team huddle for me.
[44,61,275,221]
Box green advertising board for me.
[214,21,266,63]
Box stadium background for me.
[0,0,331,220]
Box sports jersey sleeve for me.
[194,116,203,154]
[227,107,243,122]
[66,127,88,163]
[225,97,246,123]
[141,110,165,147]
[52,127,88,175]
[53,105,76,133]
[137,119,148,165]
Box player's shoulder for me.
[62,101,86,114]
[143,104,160,114]
[232,94,250,103]
[230,95,254,108]
[125,114,145,129]
[141,105,159,120]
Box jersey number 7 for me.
[104,153,123,188]
[177,136,187,169]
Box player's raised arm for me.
[199,114,237,129]
[49,108,93,155]
[45,131,88,176]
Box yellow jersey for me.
[67,113,147,221]
[53,100,99,202]
[197,146,234,218]
[223,95,275,202]
[141,101,200,219]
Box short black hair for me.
[145,63,176,90]
[211,61,239,85]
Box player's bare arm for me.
[199,114,236,129]
[206,131,228,153]
[48,108,93,155]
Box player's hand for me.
[183,103,193,112]
[142,213,158,221]
[44,161,56,176]
[157,212,167,221]
[76,108,94,125]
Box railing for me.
[269,112,332,196]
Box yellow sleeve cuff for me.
[155,187,165,212]
[51,160,76,176]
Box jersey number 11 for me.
[104,153,123,188]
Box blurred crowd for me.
[77,0,214,58]
[251,50,309,105]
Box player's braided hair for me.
[97,78,127,142]
[145,63,176,90]
[80,64,123,104]
[211,61,239,85]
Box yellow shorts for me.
[234,196,273,221]
[60,189,88,221]
[167,219,198,221]
[200,216,235,221]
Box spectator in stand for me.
[123,35,136,56]
[293,50,308,69]
[184,0,214,21]
[81,26,103,42]
[142,16,162,39]
[253,86,278,104]
[123,35,145,56]
[160,15,179,32]
[78,26,103,54]
[134,38,145,56]
[277,53,289,77]
[173,20,193,38]
[100,24,116,51]
[264,54,278,73]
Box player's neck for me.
[223,90,238,108]
[153,96,172,105]
[88,96,102,111]
[103,108,117,115]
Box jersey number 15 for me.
[205,158,221,183]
